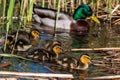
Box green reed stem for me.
[0,0,1,5]
[42,0,45,7]
[27,0,34,22]
[53,0,56,9]
[54,0,61,39]
[64,0,68,12]
[1,0,6,24]
[3,0,6,18]
[20,0,24,16]
[0,53,31,61]
[10,0,24,54]
[4,0,15,51]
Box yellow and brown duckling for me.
[40,40,64,58]
[6,28,40,52]
[26,48,50,62]
[26,40,64,62]
[56,54,91,70]
[33,4,100,40]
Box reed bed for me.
[0,0,120,26]
[0,0,120,19]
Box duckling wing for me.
[11,31,30,43]
[56,56,78,68]
[15,39,32,51]
[75,62,89,70]
[26,48,50,62]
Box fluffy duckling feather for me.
[56,54,91,70]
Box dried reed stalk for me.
[0,78,17,80]
[0,71,73,79]
[85,75,120,80]
[72,47,120,51]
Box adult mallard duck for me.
[6,28,40,52]
[33,4,100,40]
[56,54,91,70]
[26,40,64,62]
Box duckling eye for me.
[31,30,40,38]
[53,45,63,54]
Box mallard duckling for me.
[26,48,61,62]
[6,37,32,52]
[26,48,50,62]
[40,40,64,58]
[26,40,64,62]
[56,54,91,70]
[33,4,100,40]
[6,29,40,52]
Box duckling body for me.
[26,48,60,62]
[14,39,32,51]
[26,40,64,62]
[26,48,50,62]
[40,40,64,59]
[6,29,40,52]
[56,55,91,70]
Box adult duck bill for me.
[90,15,100,23]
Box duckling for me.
[6,28,40,52]
[33,4,100,40]
[26,48,50,62]
[40,40,64,58]
[26,40,64,62]
[56,54,91,70]
[26,48,62,62]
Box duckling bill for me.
[56,55,91,70]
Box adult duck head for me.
[73,4,100,23]
[70,4,100,39]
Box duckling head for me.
[30,29,40,39]
[52,44,63,56]
[6,35,14,45]
[41,40,64,57]
[51,41,64,58]
[73,55,92,70]
[80,55,91,64]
